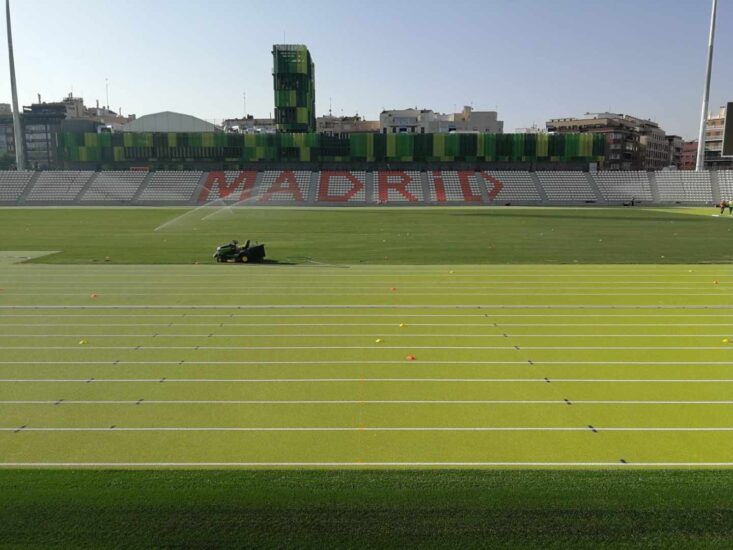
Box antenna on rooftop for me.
[243,91,246,117]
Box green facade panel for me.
[58,132,606,167]
[273,45,316,133]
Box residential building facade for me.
[546,113,668,171]
[680,141,698,170]
[316,115,379,136]
[380,106,503,134]
[222,116,276,134]
[704,105,733,169]
[665,135,683,169]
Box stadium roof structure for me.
[122,111,219,133]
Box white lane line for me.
[3,314,733,319]
[1,462,733,467]
[1,333,731,338]
[3,305,733,310]
[1,345,730,350]
[2,360,733,366]
[4,400,733,405]
[1,272,728,277]
[4,426,733,432]
[5,292,731,297]
[9,285,726,290]
[2,378,732,383]
[4,323,733,328]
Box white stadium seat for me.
[81,171,147,202]
[137,172,203,202]
[375,171,422,203]
[26,171,94,202]
[257,171,312,203]
[592,171,652,202]
[537,172,596,201]
[0,171,34,201]
[486,171,541,201]
[317,171,367,203]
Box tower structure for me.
[272,44,315,133]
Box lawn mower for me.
[213,240,266,263]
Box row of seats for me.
[26,171,94,202]
[1,170,730,205]
[718,171,733,202]
[0,171,34,201]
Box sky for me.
[3,0,732,139]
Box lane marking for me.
[3,333,732,338]
[4,426,733,432]
[1,312,731,326]
[1,345,730,350]
[4,399,733,405]
[1,462,733,467]
[4,305,733,310]
[2,360,733,366]
[3,292,731,297]
[2,378,733,383]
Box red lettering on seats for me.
[477,172,504,201]
[318,171,364,202]
[260,171,305,202]
[457,172,483,202]
[198,171,256,203]
[431,171,447,202]
[377,171,418,203]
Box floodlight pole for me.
[6,0,24,171]
[696,0,718,172]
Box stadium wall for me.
[0,169,727,207]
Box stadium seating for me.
[257,171,312,203]
[317,171,367,203]
[375,171,423,203]
[137,171,203,202]
[81,171,148,202]
[0,169,724,206]
[718,171,733,202]
[427,171,484,202]
[537,172,597,201]
[0,171,34,202]
[485,171,541,202]
[26,171,94,202]
[655,171,713,203]
[198,171,257,203]
[592,171,653,202]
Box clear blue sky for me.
[4,0,732,139]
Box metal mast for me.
[696,0,718,171]
[6,0,24,170]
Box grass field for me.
[1,206,733,545]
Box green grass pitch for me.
[1,206,733,546]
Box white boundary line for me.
[0,461,732,467]
[0,345,729,350]
[2,378,732,383]
[3,313,733,318]
[4,426,733,432]
[4,360,733,366]
[0,333,730,338]
[3,305,733,309]
[8,285,728,290]
[1,289,727,298]
[4,399,733,405]
[3,323,733,328]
